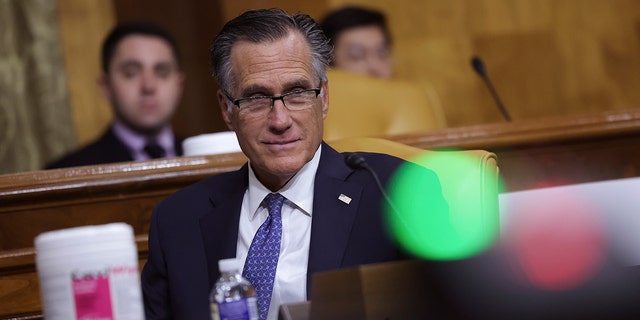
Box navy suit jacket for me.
[45,126,184,169]
[141,142,446,319]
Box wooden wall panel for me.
[219,0,329,21]
[328,0,640,127]
[473,31,563,119]
[56,0,115,145]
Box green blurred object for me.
[387,150,502,260]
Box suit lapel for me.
[104,127,135,162]
[199,165,249,287]
[307,144,362,289]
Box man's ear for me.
[97,73,112,103]
[176,71,186,97]
[321,80,329,120]
[217,89,235,131]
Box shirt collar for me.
[246,145,322,220]
[112,120,175,158]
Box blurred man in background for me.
[46,22,184,169]
[320,6,394,79]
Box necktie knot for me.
[144,142,166,159]
[264,193,285,217]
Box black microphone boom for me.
[344,153,388,205]
[344,152,418,242]
[471,55,512,122]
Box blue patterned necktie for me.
[243,193,285,320]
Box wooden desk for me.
[392,108,640,191]
[2,108,640,319]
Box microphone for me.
[345,153,387,200]
[344,152,417,241]
[344,152,368,170]
[471,55,512,122]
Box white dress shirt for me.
[112,120,177,160]
[236,146,321,320]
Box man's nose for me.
[141,72,157,93]
[267,99,293,129]
[368,57,389,78]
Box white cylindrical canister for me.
[34,223,144,320]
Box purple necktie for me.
[243,193,284,320]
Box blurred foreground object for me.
[35,223,144,320]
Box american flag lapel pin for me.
[338,193,352,204]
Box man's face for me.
[333,25,394,79]
[100,35,184,135]
[218,31,329,191]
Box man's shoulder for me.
[357,151,404,163]
[45,130,131,169]
[158,165,248,207]
[350,151,406,171]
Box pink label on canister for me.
[72,272,113,320]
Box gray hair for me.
[211,8,332,103]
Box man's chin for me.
[272,155,312,173]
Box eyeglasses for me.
[225,87,322,117]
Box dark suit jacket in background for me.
[140,142,447,319]
[45,126,184,169]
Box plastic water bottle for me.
[210,258,259,320]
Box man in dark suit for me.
[141,9,446,320]
[46,22,184,169]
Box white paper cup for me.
[182,131,242,156]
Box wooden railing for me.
[0,153,246,319]
[2,108,640,319]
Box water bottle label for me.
[213,297,259,320]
